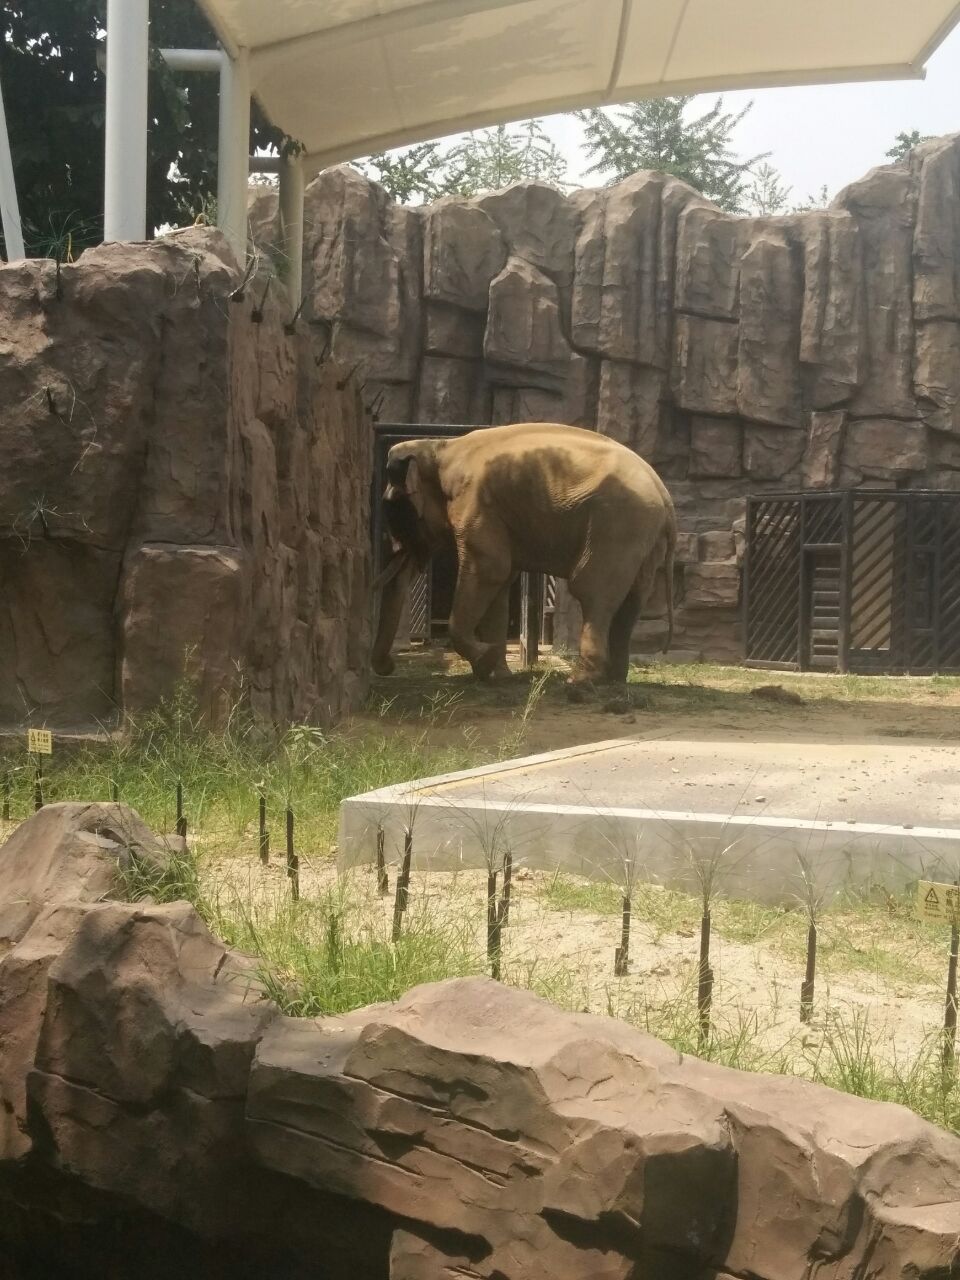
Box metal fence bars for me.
[743,489,960,674]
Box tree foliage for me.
[442,120,567,196]
[356,142,450,205]
[745,161,791,215]
[577,95,766,212]
[0,0,282,257]
[356,119,567,203]
[791,185,831,213]
[886,129,930,163]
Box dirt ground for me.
[207,651,960,1080]
[360,646,960,756]
[208,844,956,1078]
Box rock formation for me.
[2,804,960,1278]
[0,230,372,730]
[275,135,960,661]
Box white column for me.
[217,47,251,265]
[0,63,24,260]
[278,152,305,309]
[103,0,150,242]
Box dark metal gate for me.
[372,423,553,666]
[744,489,960,674]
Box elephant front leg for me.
[449,569,509,680]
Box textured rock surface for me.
[3,806,960,1277]
[0,230,372,729]
[291,137,960,662]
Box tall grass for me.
[0,681,487,857]
[4,672,960,1136]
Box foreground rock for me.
[2,806,960,1277]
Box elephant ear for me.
[385,451,425,518]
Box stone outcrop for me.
[0,230,372,729]
[3,805,960,1278]
[266,135,960,661]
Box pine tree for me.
[577,95,766,213]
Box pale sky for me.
[541,21,960,201]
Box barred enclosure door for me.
[407,570,431,644]
[849,497,907,672]
[805,549,841,669]
[939,500,960,673]
[744,498,803,668]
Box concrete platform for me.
[338,733,960,904]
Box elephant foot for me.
[567,664,602,689]
[471,643,505,681]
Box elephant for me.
[371,422,676,684]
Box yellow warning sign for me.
[26,729,52,756]
[917,880,960,925]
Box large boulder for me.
[31,899,276,1235]
[0,803,174,1165]
[249,976,960,1279]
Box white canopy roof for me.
[196,0,960,169]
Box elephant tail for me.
[662,529,675,654]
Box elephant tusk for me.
[371,552,410,593]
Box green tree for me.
[886,129,930,162]
[577,95,766,212]
[356,118,567,203]
[357,141,449,204]
[0,0,282,258]
[443,120,567,196]
[746,161,791,215]
[792,185,830,213]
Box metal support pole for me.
[158,48,223,73]
[218,47,250,264]
[0,66,25,260]
[103,0,150,242]
[278,151,304,309]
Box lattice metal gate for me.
[372,423,553,665]
[744,489,960,674]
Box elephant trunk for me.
[371,554,415,676]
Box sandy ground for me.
[205,840,956,1076]
[4,650,957,1078]
[212,653,957,1073]
[360,648,960,759]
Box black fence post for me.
[286,806,299,901]
[175,779,187,839]
[259,792,270,865]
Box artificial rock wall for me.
[0,230,372,729]
[251,133,960,660]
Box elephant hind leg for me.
[569,561,643,685]
[607,584,641,682]
[478,579,514,679]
